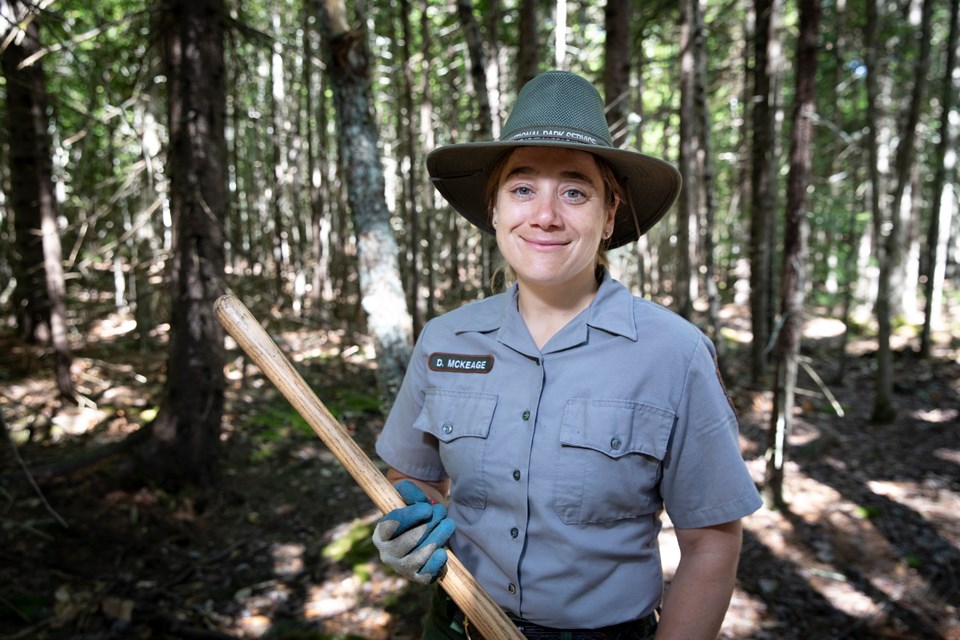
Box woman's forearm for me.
[655,520,743,640]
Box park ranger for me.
[372,70,763,640]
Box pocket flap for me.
[560,399,674,460]
[413,389,498,442]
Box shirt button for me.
[508,583,517,594]
[510,527,519,538]
[522,410,531,421]
[610,437,622,450]
[513,470,521,481]
[442,422,453,435]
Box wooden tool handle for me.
[214,295,523,640]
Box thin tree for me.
[765,0,820,508]
[920,0,960,357]
[749,0,782,386]
[144,0,228,487]
[455,0,498,293]
[1,0,75,402]
[603,0,630,149]
[420,0,437,322]
[397,0,421,336]
[870,0,932,417]
[302,1,330,316]
[677,0,701,320]
[317,0,414,408]
[516,0,539,89]
[696,0,723,362]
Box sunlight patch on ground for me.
[868,478,960,528]
[86,310,138,340]
[231,580,294,638]
[301,571,396,639]
[801,317,846,339]
[934,447,960,465]
[271,543,305,577]
[51,406,106,438]
[743,470,918,628]
[722,588,767,639]
[914,407,959,423]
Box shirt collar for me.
[452,270,638,351]
[585,270,639,341]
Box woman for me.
[372,70,762,640]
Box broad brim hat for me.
[426,70,682,249]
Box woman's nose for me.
[530,192,561,227]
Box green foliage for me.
[322,519,377,582]
[9,0,955,364]
[0,592,49,623]
[327,389,382,420]
[855,505,882,520]
[248,402,314,461]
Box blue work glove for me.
[372,480,455,585]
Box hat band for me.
[503,126,609,147]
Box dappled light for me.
[2,311,958,638]
[2,0,959,636]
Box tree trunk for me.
[146,0,227,488]
[270,10,289,300]
[420,0,437,322]
[399,0,421,336]
[553,0,567,68]
[676,0,699,320]
[455,0,498,294]
[864,0,896,423]
[603,0,630,149]
[302,1,330,317]
[921,0,959,356]
[516,0,540,90]
[1,0,75,401]
[765,0,820,508]
[695,0,723,362]
[318,0,414,409]
[749,0,781,386]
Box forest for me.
[0,0,958,638]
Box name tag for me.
[429,352,494,374]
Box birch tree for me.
[317,0,413,409]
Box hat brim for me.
[427,140,681,250]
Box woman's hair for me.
[484,149,625,289]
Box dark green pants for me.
[422,586,468,640]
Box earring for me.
[603,229,612,239]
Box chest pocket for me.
[413,388,498,509]
[554,398,675,524]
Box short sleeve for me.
[660,335,762,528]
[375,324,449,482]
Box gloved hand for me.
[372,480,455,585]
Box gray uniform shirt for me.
[376,272,762,628]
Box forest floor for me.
[0,303,958,640]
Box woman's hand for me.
[372,480,456,584]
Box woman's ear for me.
[604,197,619,236]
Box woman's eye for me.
[563,188,587,200]
[510,186,533,196]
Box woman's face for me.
[491,147,617,293]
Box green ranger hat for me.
[426,70,682,249]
